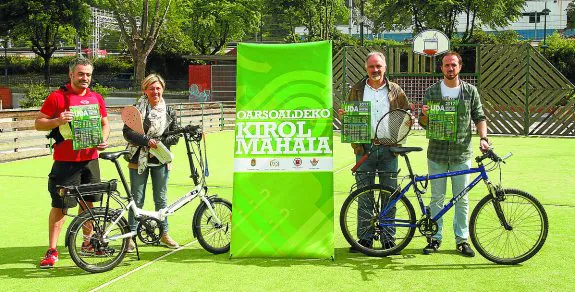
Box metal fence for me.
[0,101,235,162]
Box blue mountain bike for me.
[340,147,548,264]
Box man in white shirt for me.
[342,52,411,253]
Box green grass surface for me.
[0,131,573,291]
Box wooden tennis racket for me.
[121,106,144,134]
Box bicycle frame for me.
[340,147,547,264]
[95,126,223,243]
[379,158,495,229]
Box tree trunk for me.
[43,56,51,86]
[134,54,147,89]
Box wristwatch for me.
[480,137,490,143]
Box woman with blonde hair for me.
[123,73,180,251]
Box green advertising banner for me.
[231,41,334,258]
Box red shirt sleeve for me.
[39,92,59,118]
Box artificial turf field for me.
[0,131,573,291]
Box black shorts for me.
[48,159,102,209]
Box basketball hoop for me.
[423,38,438,56]
[413,29,450,57]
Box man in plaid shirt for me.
[418,51,490,257]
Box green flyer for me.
[426,100,458,141]
[70,104,103,150]
[341,101,371,143]
[232,41,333,259]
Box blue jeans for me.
[428,159,471,244]
[355,145,398,242]
[128,165,170,233]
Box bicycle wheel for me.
[68,208,130,273]
[193,197,232,254]
[340,184,416,257]
[470,189,548,265]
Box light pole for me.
[522,2,552,48]
[542,1,551,52]
[324,0,328,39]
[1,39,7,85]
[360,0,365,46]
[348,0,352,36]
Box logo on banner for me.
[293,158,302,167]
[310,158,319,166]
[235,110,333,155]
[251,158,256,166]
[269,159,280,167]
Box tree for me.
[370,0,525,42]
[460,0,525,42]
[94,0,172,85]
[264,0,347,42]
[567,1,575,29]
[180,0,263,55]
[0,0,90,84]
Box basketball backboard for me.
[413,29,450,57]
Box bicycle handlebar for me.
[475,149,512,164]
[165,125,202,141]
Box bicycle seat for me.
[99,150,130,161]
[389,147,423,155]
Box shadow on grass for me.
[1,245,520,279]
[153,246,521,278]
[0,246,179,278]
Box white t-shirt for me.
[363,80,390,137]
[440,80,460,100]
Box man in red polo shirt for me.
[35,56,110,268]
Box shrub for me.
[48,56,76,73]
[93,57,133,73]
[541,33,575,84]
[6,55,133,75]
[90,83,111,98]
[19,83,50,108]
[365,38,404,47]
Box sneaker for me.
[80,242,94,255]
[80,242,106,256]
[126,240,136,253]
[423,239,441,255]
[160,233,180,249]
[457,242,476,257]
[39,248,59,268]
[349,239,373,253]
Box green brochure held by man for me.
[70,104,103,150]
[341,101,371,143]
[426,99,458,142]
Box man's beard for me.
[444,73,457,80]
[370,74,382,81]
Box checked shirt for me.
[420,80,486,164]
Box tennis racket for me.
[351,109,413,173]
[121,105,145,134]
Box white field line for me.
[335,162,354,174]
[90,238,199,292]
[93,163,351,291]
